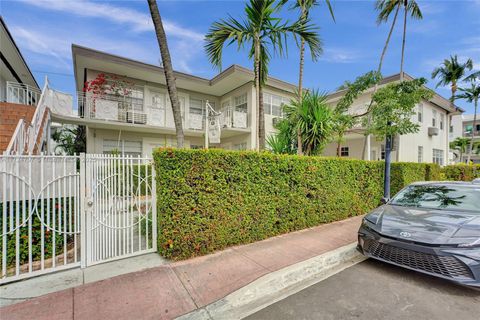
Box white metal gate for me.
[84,154,157,266]
[0,154,157,284]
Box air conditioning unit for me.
[127,111,147,124]
[428,127,439,136]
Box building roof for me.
[72,44,297,97]
[326,72,464,114]
[0,16,39,89]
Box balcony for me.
[6,82,41,106]
[77,92,249,131]
[219,105,248,129]
[78,92,147,124]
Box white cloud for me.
[20,0,203,41]
[17,0,205,73]
[320,47,364,64]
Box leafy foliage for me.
[443,164,480,181]
[364,78,433,139]
[268,90,335,155]
[153,148,441,260]
[52,126,86,155]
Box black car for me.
[358,181,480,287]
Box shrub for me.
[443,164,480,181]
[153,149,435,260]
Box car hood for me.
[371,205,480,244]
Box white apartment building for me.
[323,74,463,165]
[50,45,295,155]
[450,114,480,164]
[44,45,462,165]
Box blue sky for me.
[2,0,480,114]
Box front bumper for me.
[358,224,480,287]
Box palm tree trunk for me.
[297,37,305,156]
[400,1,407,81]
[378,4,400,74]
[148,0,184,148]
[254,37,265,151]
[467,98,478,163]
[450,81,457,109]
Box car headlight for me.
[364,214,378,225]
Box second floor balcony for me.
[76,91,249,131]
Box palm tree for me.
[148,0,184,148]
[288,0,334,155]
[450,137,471,163]
[282,90,335,155]
[457,80,480,163]
[375,0,422,80]
[431,55,473,108]
[205,0,321,150]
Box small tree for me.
[450,137,471,164]
[456,79,480,163]
[333,71,382,156]
[52,126,86,155]
[365,78,433,198]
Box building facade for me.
[450,114,480,164]
[48,45,462,165]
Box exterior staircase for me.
[0,102,36,154]
[2,80,56,155]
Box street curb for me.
[177,242,366,320]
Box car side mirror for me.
[380,197,389,205]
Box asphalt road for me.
[246,259,480,320]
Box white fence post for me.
[151,159,158,253]
[79,153,87,268]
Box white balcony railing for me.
[78,92,147,124]
[6,81,41,106]
[219,105,248,129]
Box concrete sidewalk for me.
[0,215,362,320]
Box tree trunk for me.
[400,1,407,81]
[297,37,305,156]
[361,4,400,160]
[337,140,341,157]
[467,98,478,163]
[254,37,265,151]
[148,0,184,148]
[378,4,400,74]
[450,81,457,109]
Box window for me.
[264,93,288,117]
[417,103,423,122]
[418,146,423,163]
[190,144,203,149]
[465,124,473,135]
[432,109,437,127]
[190,98,204,115]
[103,139,142,156]
[449,116,453,133]
[433,149,444,165]
[381,144,386,160]
[234,94,247,113]
[476,124,480,131]
[340,147,349,157]
[440,114,444,130]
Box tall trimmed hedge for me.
[443,164,480,181]
[153,149,438,260]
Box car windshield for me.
[390,185,480,212]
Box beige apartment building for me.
[46,45,462,165]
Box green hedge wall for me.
[153,149,438,260]
[443,164,480,181]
